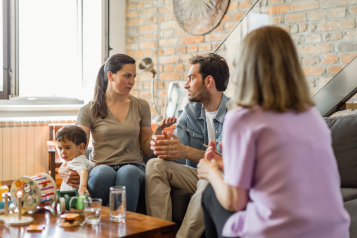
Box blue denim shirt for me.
[173,94,229,168]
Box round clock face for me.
[173,0,230,35]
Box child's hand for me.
[78,186,90,196]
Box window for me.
[1,0,10,99]
[19,0,79,98]
[83,0,103,103]
[1,0,102,103]
[0,2,3,92]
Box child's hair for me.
[55,125,87,149]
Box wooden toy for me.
[27,224,45,232]
[0,183,9,213]
[57,190,90,214]
[1,191,34,226]
[10,173,57,214]
[58,213,80,228]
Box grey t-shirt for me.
[76,95,151,166]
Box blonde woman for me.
[197,26,350,238]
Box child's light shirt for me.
[58,155,95,191]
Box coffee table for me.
[0,207,176,237]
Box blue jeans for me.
[87,164,145,212]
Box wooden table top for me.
[0,207,176,238]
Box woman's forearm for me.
[142,137,153,157]
[209,170,247,212]
[142,125,163,156]
[209,170,229,208]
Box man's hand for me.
[58,170,80,188]
[150,131,186,161]
[78,186,90,196]
[197,158,220,182]
[156,115,177,129]
[205,140,224,172]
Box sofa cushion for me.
[341,188,357,202]
[344,199,356,237]
[171,187,193,222]
[324,114,357,188]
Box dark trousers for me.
[202,184,238,238]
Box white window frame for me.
[1,0,110,105]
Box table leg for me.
[50,152,55,181]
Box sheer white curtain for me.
[83,0,102,103]
[19,0,79,98]
[0,2,3,91]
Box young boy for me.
[56,125,95,195]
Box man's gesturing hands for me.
[150,131,186,161]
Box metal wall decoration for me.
[174,0,230,35]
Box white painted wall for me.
[109,0,126,56]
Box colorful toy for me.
[0,190,33,226]
[0,183,10,213]
[0,182,22,226]
[57,189,90,214]
[27,224,45,232]
[10,173,57,214]
[58,213,80,227]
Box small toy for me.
[0,183,10,213]
[4,190,34,226]
[27,224,45,232]
[57,189,90,214]
[58,213,80,228]
[0,183,16,226]
[10,173,57,214]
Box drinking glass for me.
[110,186,126,222]
[83,198,102,225]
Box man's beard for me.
[188,84,210,104]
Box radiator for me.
[0,121,49,181]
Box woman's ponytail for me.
[92,64,108,119]
[91,54,136,119]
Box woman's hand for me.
[58,170,80,188]
[197,158,220,182]
[156,115,177,129]
[205,140,224,172]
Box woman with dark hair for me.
[60,54,175,211]
[197,26,350,238]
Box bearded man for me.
[146,53,230,238]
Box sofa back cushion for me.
[324,114,357,188]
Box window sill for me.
[0,104,83,121]
[0,104,84,112]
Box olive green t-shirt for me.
[76,96,151,166]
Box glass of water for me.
[110,186,126,222]
[83,198,102,225]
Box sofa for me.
[84,113,357,237]
[324,114,357,238]
[140,156,195,228]
[142,113,357,237]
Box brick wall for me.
[126,0,357,118]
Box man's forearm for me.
[183,146,205,163]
